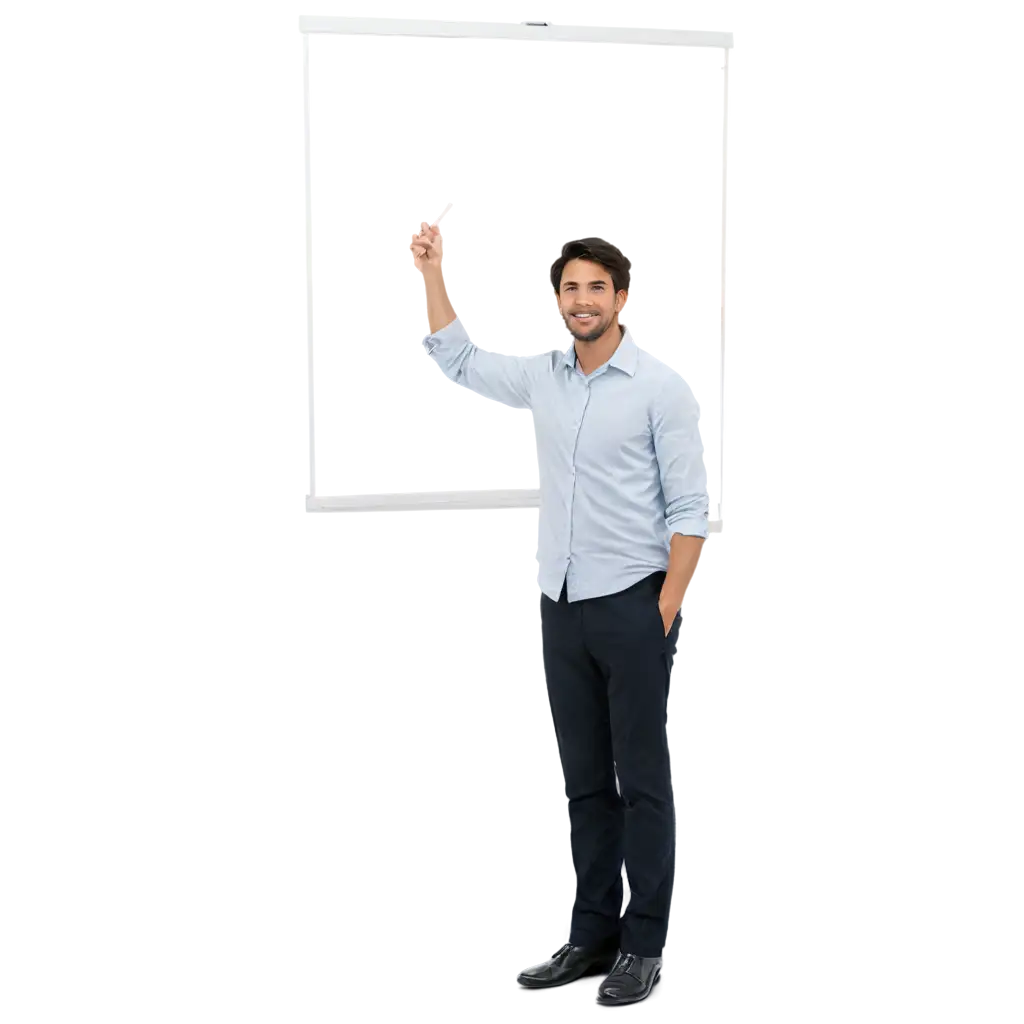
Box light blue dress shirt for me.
[422,316,709,603]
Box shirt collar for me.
[562,323,638,377]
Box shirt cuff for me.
[668,519,709,540]
[421,311,466,344]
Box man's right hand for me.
[411,219,456,331]
[410,221,443,273]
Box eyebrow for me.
[562,280,607,287]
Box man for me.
[411,221,708,1006]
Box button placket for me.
[565,376,589,589]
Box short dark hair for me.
[550,238,631,298]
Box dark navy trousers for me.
[540,569,682,959]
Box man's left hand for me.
[658,590,683,637]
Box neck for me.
[576,323,624,373]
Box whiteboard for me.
[303,22,725,521]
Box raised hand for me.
[405,217,442,280]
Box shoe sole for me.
[595,968,661,1005]
[517,954,619,989]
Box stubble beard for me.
[565,311,610,344]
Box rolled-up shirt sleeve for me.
[651,373,710,539]
[422,316,542,410]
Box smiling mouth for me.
[573,313,598,323]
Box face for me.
[556,258,627,343]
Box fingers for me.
[410,238,432,253]
[419,220,439,239]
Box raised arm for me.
[411,218,548,409]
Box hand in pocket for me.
[658,595,680,638]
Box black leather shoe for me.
[517,938,620,988]
[596,951,662,1005]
